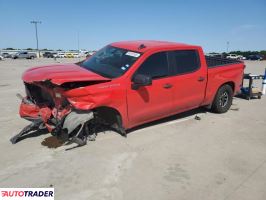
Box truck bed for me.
[203,56,245,107]
[205,56,242,68]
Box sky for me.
[0,0,265,52]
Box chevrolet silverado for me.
[11,40,245,146]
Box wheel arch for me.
[211,82,234,113]
[222,81,235,92]
[214,81,235,102]
[205,81,235,109]
[92,106,126,135]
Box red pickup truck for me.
[11,40,245,146]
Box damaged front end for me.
[11,81,98,146]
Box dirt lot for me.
[0,58,265,200]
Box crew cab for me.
[11,41,245,146]
[13,52,37,59]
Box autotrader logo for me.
[0,188,54,199]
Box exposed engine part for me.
[59,110,94,147]
[14,80,126,148]
[194,115,201,120]
[10,120,44,144]
[70,136,87,146]
[24,83,55,107]
[16,93,32,104]
[62,110,93,134]
[59,110,125,147]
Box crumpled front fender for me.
[64,87,112,110]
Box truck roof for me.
[111,40,200,53]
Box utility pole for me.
[226,41,230,53]
[30,21,41,57]
[77,31,81,61]
[77,31,80,51]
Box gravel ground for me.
[0,58,265,200]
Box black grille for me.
[25,83,55,107]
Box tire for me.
[30,56,34,59]
[211,84,233,113]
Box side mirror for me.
[132,74,152,90]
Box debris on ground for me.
[230,108,240,111]
[194,115,201,120]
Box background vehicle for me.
[0,55,3,61]
[13,52,37,59]
[85,51,96,59]
[72,53,80,58]
[206,53,222,58]
[85,54,92,59]
[54,52,66,58]
[226,54,243,60]
[43,52,56,58]
[14,41,245,146]
[1,52,12,58]
[65,53,74,58]
[206,53,234,59]
[247,55,263,60]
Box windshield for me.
[80,45,142,78]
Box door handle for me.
[198,76,205,82]
[163,83,173,89]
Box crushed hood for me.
[22,63,110,85]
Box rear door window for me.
[135,52,169,79]
[171,50,200,75]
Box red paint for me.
[19,103,40,118]
[22,63,109,85]
[19,41,244,132]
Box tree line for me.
[226,50,266,57]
